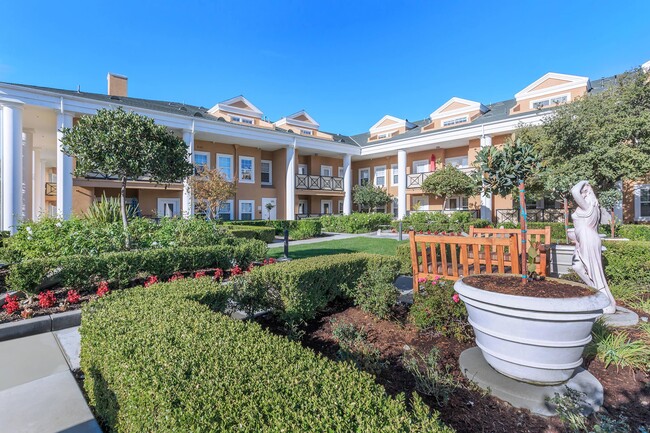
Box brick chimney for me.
[107,73,128,97]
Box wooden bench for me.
[409,231,520,292]
[468,226,551,276]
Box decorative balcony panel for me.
[407,167,475,189]
[45,182,57,196]
[295,174,344,191]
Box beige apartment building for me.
[1,61,649,233]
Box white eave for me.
[429,97,488,120]
[514,72,591,101]
[369,115,416,134]
[274,110,320,130]
[207,95,264,119]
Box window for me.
[391,164,399,185]
[298,164,308,175]
[261,160,272,185]
[321,165,333,177]
[531,94,569,109]
[374,165,386,187]
[446,196,469,210]
[298,200,308,215]
[300,129,313,136]
[338,200,344,214]
[377,132,392,139]
[442,116,468,127]
[359,168,370,185]
[413,160,429,174]
[239,200,255,220]
[338,167,344,178]
[217,154,234,181]
[321,200,333,215]
[635,185,650,221]
[392,198,399,218]
[231,115,254,125]
[158,198,181,218]
[239,156,255,183]
[445,156,469,168]
[193,151,210,174]
[218,200,234,221]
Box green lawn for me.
[268,236,405,260]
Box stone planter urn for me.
[455,276,610,385]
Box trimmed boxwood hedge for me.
[234,253,401,324]
[226,225,276,243]
[81,278,452,433]
[320,213,393,233]
[223,219,322,240]
[602,241,650,290]
[8,239,267,293]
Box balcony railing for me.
[296,174,344,191]
[407,166,475,189]
[45,182,57,196]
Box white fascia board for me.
[369,115,415,134]
[429,97,487,120]
[514,73,591,101]
[360,112,548,156]
[208,95,264,118]
[274,117,320,130]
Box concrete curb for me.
[0,309,81,342]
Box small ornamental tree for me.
[474,138,542,283]
[61,107,193,248]
[421,164,478,207]
[538,163,582,243]
[352,183,393,213]
[188,168,237,219]
[598,189,623,238]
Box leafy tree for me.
[188,168,237,220]
[60,107,193,248]
[421,164,478,205]
[352,183,393,213]
[474,138,543,282]
[598,189,623,238]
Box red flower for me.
[2,294,20,315]
[97,281,110,297]
[194,271,207,279]
[67,290,81,304]
[268,257,277,264]
[231,265,243,276]
[168,272,184,282]
[213,268,224,281]
[434,231,439,235]
[427,230,431,235]
[144,275,158,288]
[38,290,56,309]
[452,293,460,303]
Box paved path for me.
[0,328,100,433]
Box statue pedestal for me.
[459,347,603,417]
[602,306,639,327]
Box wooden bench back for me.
[409,231,520,291]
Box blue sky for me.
[1,0,649,135]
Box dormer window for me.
[531,94,569,110]
[231,115,254,125]
[368,115,416,142]
[442,116,468,127]
[377,132,392,139]
[300,129,313,136]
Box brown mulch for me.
[258,304,650,433]
[0,286,95,323]
[463,275,595,298]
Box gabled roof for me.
[429,97,488,120]
[514,72,591,100]
[274,110,320,130]
[369,115,416,134]
[208,95,263,118]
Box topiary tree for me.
[60,107,193,248]
[474,138,543,283]
[188,168,237,220]
[352,183,393,213]
[421,164,478,209]
[598,188,623,239]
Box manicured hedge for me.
[233,253,400,324]
[499,221,650,242]
[320,213,393,233]
[226,225,276,243]
[81,278,452,433]
[618,225,650,241]
[602,241,650,292]
[224,219,322,240]
[395,212,490,234]
[8,239,267,293]
[396,242,413,275]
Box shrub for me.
[153,217,233,248]
[8,240,267,294]
[408,277,472,341]
[227,225,276,243]
[585,319,650,371]
[81,278,452,433]
[402,348,458,407]
[618,224,650,241]
[330,318,384,374]
[320,213,393,233]
[223,219,322,240]
[351,264,400,319]
[396,242,413,275]
[233,253,400,325]
[395,212,490,233]
[601,241,650,301]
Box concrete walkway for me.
[267,232,366,248]
[0,327,100,433]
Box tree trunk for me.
[610,209,616,239]
[519,182,528,284]
[120,176,131,250]
[563,197,569,244]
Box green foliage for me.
[81,278,452,433]
[320,212,393,233]
[8,240,267,293]
[421,165,478,202]
[396,242,413,275]
[403,348,458,406]
[232,253,400,325]
[618,225,650,241]
[153,217,234,248]
[351,264,400,319]
[408,278,472,342]
[585,319,650,372]
[353,183,393,212]
[602,241,650,301]
[395,212,490,233]
[223,219,322,240]
[547,387,589,433]
[330,318,385,374]
[84,194,139,223]
[226,225,276,243]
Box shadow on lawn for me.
[271,248,358,260]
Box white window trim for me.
[377,131,393,139]
[239,200,255,220]
[390,163,399,186]
[441,116,468,127]
[358,168,370,185]
[193,151,211,171]
[445,195,469,210]
[338,200,344,214]
[374,165,386,187]
[529,93,571,110]
[321,199,333,214]
[413,160,429,174]
[231,115,255,125]
[338,167,344,178]
[634,184,650,222]
[157,198,181,218]
[216,154,234,181]
[261,160,272,186]
[298,164,308,175]
[218,199,234,221]
[298,200,308,215]
[300,129,313,136]
[320,165,333,177]
[445,156,469,169]
[238,156,255,184]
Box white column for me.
[343,154,352,215]
[22,130,34,221]
[479,135,493,221]
[32,147,43,219]
[397,149,407,220]
[56,112,74,219]
[1,99,24,233]
[285,141,296,220]
[182,129,195,218]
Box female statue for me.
[571,181,616,313]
